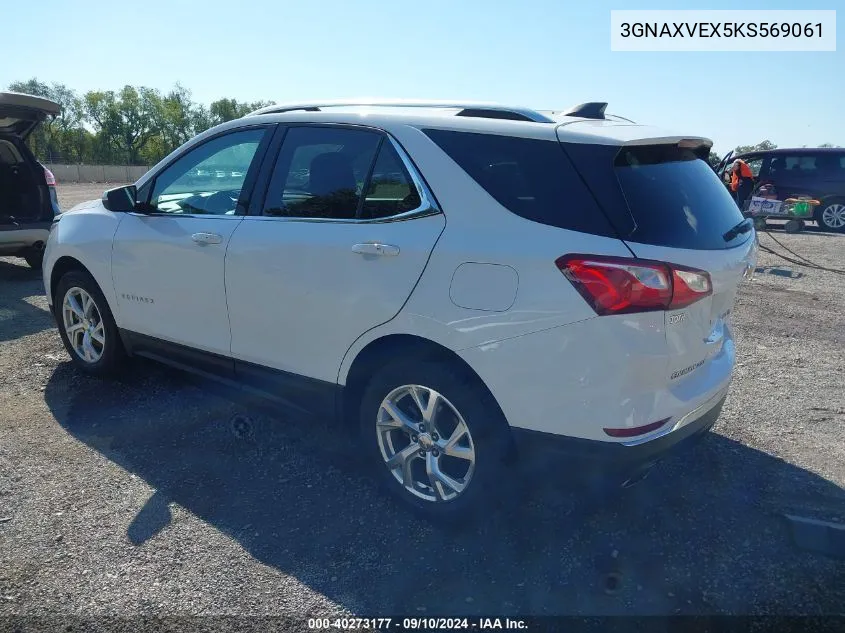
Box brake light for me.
[43,166,56,187]
[555,254,712,315]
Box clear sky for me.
[4,0,842,155]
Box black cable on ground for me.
[756,231,845,276]
[764,230,830,268]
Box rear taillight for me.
[43,166,56,187]
[555,254,712,315]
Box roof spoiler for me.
[561,102,608,120]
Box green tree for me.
[208,98,274,125]
[7,78,86,162]
[8,77,276,165]
[85,86,163,164]
[707,151,722,169]
[734,140,777,155]
[156,83,196,155]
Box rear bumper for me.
[0,224,50,255]
[511,391,726,482]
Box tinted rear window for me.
[423,129,617,237]
[613,145,747,250]
[561,142,748,250]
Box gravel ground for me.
[1,184,844,624]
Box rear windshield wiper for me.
[723,218,753,242]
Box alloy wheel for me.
[376,384,476,502]
[62,287,105,363]
[821,203,845,229]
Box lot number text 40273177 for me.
[307,617,529,630]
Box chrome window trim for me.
[240,205,441,225]
[250,127,442,225]
[127,212,245,220]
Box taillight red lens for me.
[43,166,56,187]
[556,254,711,315]
[670,267,712,309]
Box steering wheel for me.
[202,190,238,214]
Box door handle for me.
[191,232,223,245]
[351,242,400,257]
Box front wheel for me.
[54,270,126,377]
[816,200,845,233]
[359,360,511,522]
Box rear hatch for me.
[0,92,61,139]
[557,123,757,383]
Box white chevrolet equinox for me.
[43,100,757,520]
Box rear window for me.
[613,145,747,250]
[423,129,617,237]
[561,142,748,250]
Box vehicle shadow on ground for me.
[0,259,53,342]
[44,362,845,616]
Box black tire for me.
[784,219,803,234]
[23,250,43,270]
[359,359,512,523]
[815,198,845,233]
[54,269,126,377]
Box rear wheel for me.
[359,360,511,523]
[784,219,804,234]
[54,270,126,377]
[816,199,845,233]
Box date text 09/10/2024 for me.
[308,617,528,630]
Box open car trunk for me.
[0,91,61,139]
[0,136,55,225]
[0,92,61,230]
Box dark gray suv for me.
[0,91,62,268]
[718,147,845,233]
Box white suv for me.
[43,100,757,520]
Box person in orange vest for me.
[729,159,755,210]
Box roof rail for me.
[245,99,556,123]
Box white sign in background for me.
[610,10,836,52]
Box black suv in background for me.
[717,147,845,233]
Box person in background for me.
[729,159,755,210]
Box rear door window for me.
[782,154,817,177]
[360,142,422,219]
[262,126,382,220]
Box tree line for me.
[7,78,840,167]
[708,140,840,170]
[8,78,273,166]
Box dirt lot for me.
[1,184,844,623]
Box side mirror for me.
[102,185,138,212]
